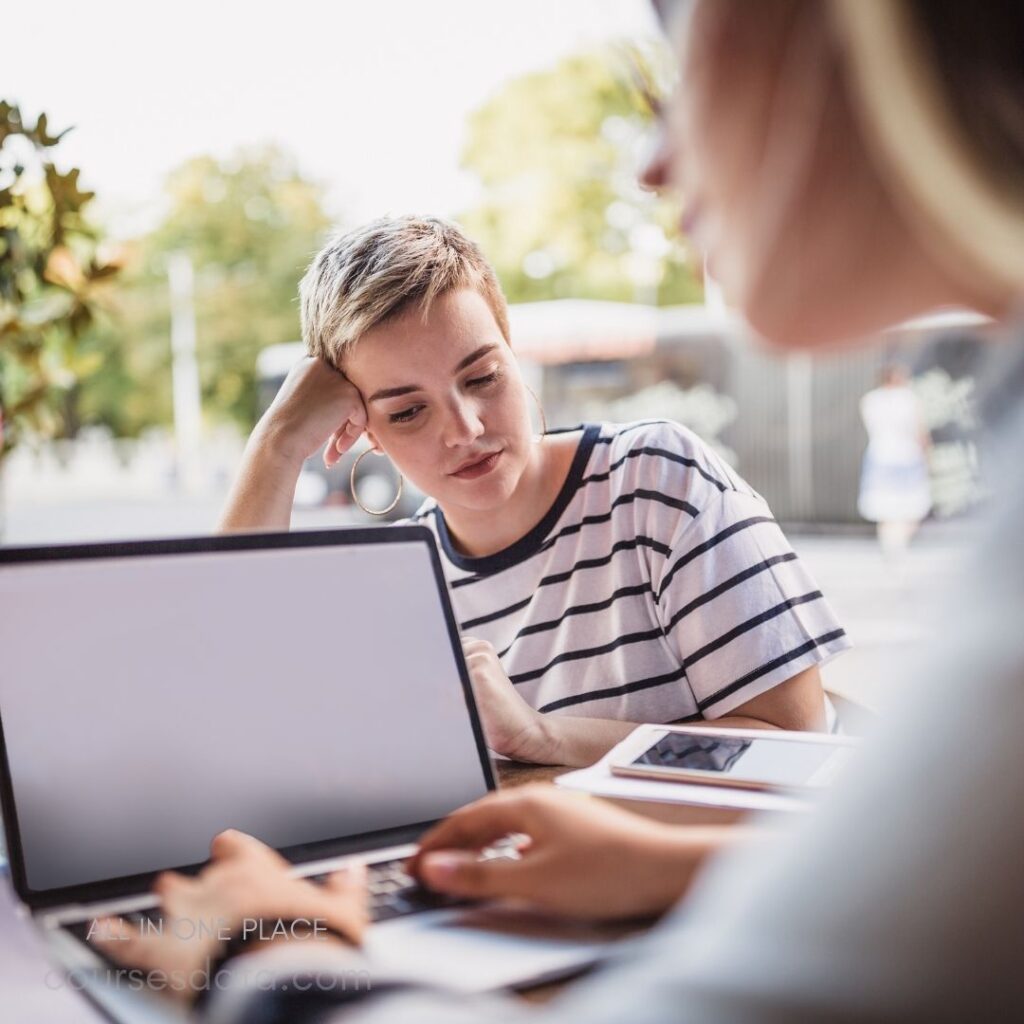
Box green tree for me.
[78,146,331,434]
[0,101,119,459]
[460,45,702,306]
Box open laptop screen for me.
[0,529,492,905]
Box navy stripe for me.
[495,553,796,657]
[460,594,533,632]
[459,537,668,627]
[656,516,775,602]
[494,581,653,658]
[531,535,670,589]
[509,626,665,686]
[537,626,846,715]
[594,420,674,443]
[464,496,770,628]
[488,537,793,653]
[582,445,728,493]
[516,590,821,693]
[664,552,799,632]
[625,489,698,517]
[538,663,690,714]
[683,591,824,671]
[592,420,757,497]
[531,490,697,555]
[451,488,695,590]
[697,628,848,712]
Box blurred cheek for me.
[668,74,737,288]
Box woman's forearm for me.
[218,427,305,533]
[538,716,638,768]
[707,715,783,731]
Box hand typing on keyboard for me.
[409,785,722,921]
[87,829,368,1006]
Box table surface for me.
[495,760,566,788]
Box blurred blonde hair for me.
[832,0,1024,297]
[299,215,510,367]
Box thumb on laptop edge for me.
[418,850,522,898]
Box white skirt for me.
[857,454,932,522]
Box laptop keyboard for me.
[309,856,466,922]
[64,856,462,945]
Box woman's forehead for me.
[345,290,507,384]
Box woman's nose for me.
[639,124,672,193]
[443,398,485,447]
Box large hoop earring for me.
[525,384,548,442]
[349,448,404,517]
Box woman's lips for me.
[450,450,502,480]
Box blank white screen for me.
[0,540,490,892]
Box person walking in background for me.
[857,365,931,563]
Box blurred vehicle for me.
[255,343,424,523]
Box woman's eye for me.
[467,370,500,389]
[389,405,424,424]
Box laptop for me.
[0,527,620,1023]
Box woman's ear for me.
[364,428,382,454]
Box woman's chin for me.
[743,290,892,352]
[433,467,522,515]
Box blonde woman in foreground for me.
[98,1,1024,1020]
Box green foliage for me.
[78,147,330,434]
[0,101,120,459]
[460,45,703,306]
[36,45,698,442]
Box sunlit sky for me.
[3,0,659,236]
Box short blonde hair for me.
[300,215,511,366]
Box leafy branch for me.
[0,100,119,460]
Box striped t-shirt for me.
[408,420,850,724]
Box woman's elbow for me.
[730,666,829,732]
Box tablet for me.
[609,725,858,792]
